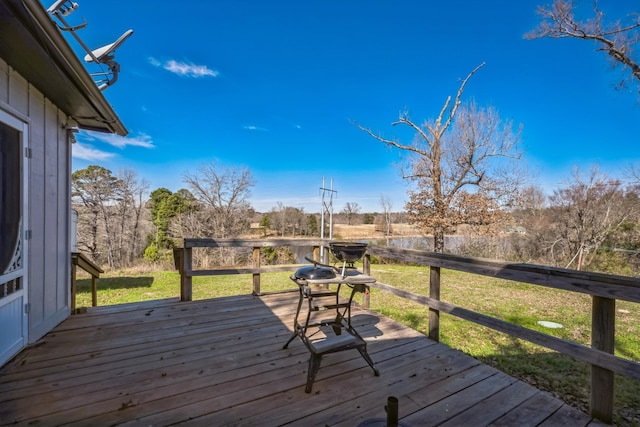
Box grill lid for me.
[294,265,336,280]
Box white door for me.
[0,109,28,366]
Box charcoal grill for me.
[329,241,368,278]
[329,241,367,263]
[284,250,379,393]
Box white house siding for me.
[0,57,71,344]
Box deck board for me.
[0,294,606,426]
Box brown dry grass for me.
[332,223,421,240]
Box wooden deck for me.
[0,293,606,426]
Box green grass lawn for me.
[76,264,640,425]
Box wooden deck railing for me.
[364,245,640,424]
[71,252,103,314]
[174,238,329,300]
[174,238,640,423]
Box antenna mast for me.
[319,177,337,257]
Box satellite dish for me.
[47,1,133,91]
[84,29,134,63]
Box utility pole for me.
[319,177,337,258]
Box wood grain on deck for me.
[0,294,605,426]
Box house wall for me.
[0,57,72,343]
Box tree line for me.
[71,162,640,276]
[71,163,322,269]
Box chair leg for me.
[305,353,323,393]
[332,315,342,336]
[282,330,298,349]
[357,345,379,376]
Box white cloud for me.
[81,132,155,149]
[72,143,115,161]
[104,133,154,149]
[149,57,218,78]
[243,125,268,132]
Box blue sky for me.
[50,0,640,213]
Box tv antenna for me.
[47,0,133,91]
[319,177,337,258]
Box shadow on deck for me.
[0,294,606,426]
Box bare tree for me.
[269,203,306,237]
[116,169,149,267]
[356,63,523,252]
[182,162,254,267]
[183,162,254,239]
[169,207,206,241]
[547,166,638,270]
[271,202,287,236]
[72,165,122,266]
[627,164,640,183]
[72,165,150,268]
[526,0,640,93]
[518,185,547,213]
[342,202,361,225]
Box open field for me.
[74,265,640,425]
[331,223,421,240]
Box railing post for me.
[363,253,371,275]
[91,276,97,307]
[70,261,77,314]
[252,246,261,295]
[362,254,371,309]
[321,244,330,264]
[181,247,192,301]
[429,266,441,342]
[590,296,615,423]
[313,245,320,262]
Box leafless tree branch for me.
[526,0,640,92]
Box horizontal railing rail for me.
[367,245,640,302]
[175,238,329,300]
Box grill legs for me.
[306,354,323,393]
[304,342,379,393]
